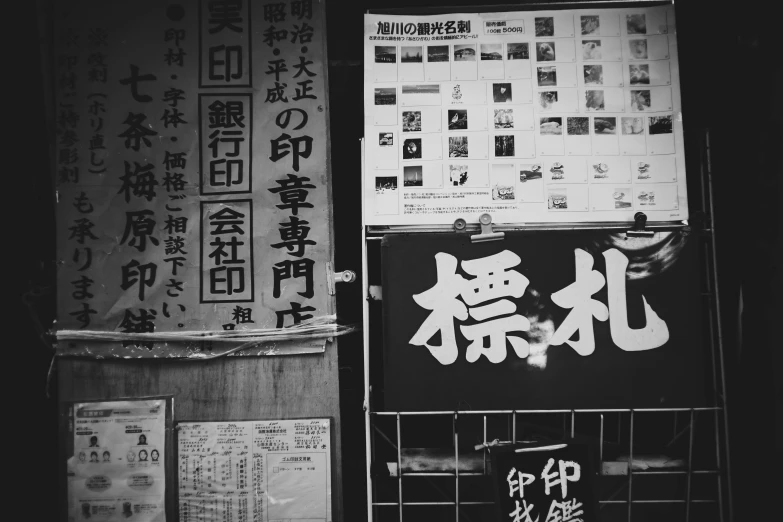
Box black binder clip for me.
[626,212,654,238]
[470,213,505,243]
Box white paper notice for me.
[68,400,167,522]
[178,419,332,522]
[364,4,687,225]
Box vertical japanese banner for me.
[52,0,333,357]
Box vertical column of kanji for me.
[260,0,329,330]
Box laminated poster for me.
[178,419,332,522]
[68,400,167,522]
[364,4,686,225]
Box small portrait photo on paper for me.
[494,109,514,129]
[494,135,515,156]
[582,40,602,60]
[537,66,557,86]
[403,138,422,159]
[627,14,647,35]
[584,64,603,85]
[374,87,396,105]
[649,115,673,134]
[539,91,558,110]
[378,132,394,146]
[581,15,600,35]
[621,117,644,135]
[630,90,651,111]
[375,176,397,193]
[454,44,476,61]
[535,17,554,37]
[536,42,556,61]
[400,46,423,63]
[507,43,529,60]
[402,111,421,132]
[428,45,449,62]
[540,117,563,135]
[448,109,468,130]
[629,64,650,85]
[629,39,648,59]
[493,83,513,102]
[585,90,605,111]
[449,136,468,157]
[403,165,424,186]
[594,117,617,134]
[481,44,503,60]
[375,46,396,63]
[567,117,590,135]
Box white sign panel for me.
[364,5,687,225]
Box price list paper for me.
[178,419,331,522]
[364,4,688,225]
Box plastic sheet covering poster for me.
[364,4,688,225]
[67,400,167,521]
[381,230,706,411]
[178,419,331,522]
[53,0,333,357]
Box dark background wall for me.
[12,1,779,520]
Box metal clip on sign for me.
[626,212,654,238]
[469,213,505,243]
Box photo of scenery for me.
[535,17,554,37]
[585,90,605,110]
[427,45,449,62]
[403,166,423,186]
[454,44,476,61]
[375,176,397,192]
[630,64,650,85]
[493,83,512,102]
[540,117,563,135]
[374,88,396,105]
[537,66,557,86]
[649,115,673,134]
[449,136,468,157]
[480,44,503,60]
[594,117,617,134]
[402,111,421,132]
[378,132,393,146]
[584,65,603,85]
[630,90,651,111]
[536,42,556,61]
[448,110,468,130]
[581,15,599,35]
[375,46,396,63]
[495,135,515,156]
[494,109,513,129]
[401,84,440,95]
[519,164,543,182]
[627,14,647,35]
[567,117,590,135]
[400,46,422,62]
[507,43,529,60]
[403,138,422,159]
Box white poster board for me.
[177,419,332,522]
[364,4,687,226]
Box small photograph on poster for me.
[538,91,558,110]
[402,111,421,132]
[628,39,648,59]
[403,165,424,186]
[505,43,531,79]
[594,117,617,134]
[375,87,396,105]
[374,46,397,82]
[507,43,529,59]
[627,14,647,35]
[448,163,489,187]
[449,136,469,158]
[494,135,515,156]
[492,83,513,103]
[566,117,592,155]
[636,161,652,180]
[585,89,605,111]
[379,132,394,146]
[630,64,650,85]
[481,44,503,60]
[375,176,398,214]
[517,163,544,202]
[536,41,556,61]
[537,66,557,86]
[454,44,476,61]
[634,156,676,183]
[479,44,505,79]
[490,164,516,200]
[581,15,600,35]
[635,189,659,207]
[374,131,398,169]
[375,46,396,63]
[590,157,630,181]
[402,138,422,159]
[621,117,644,135]
[547,188,568,209]
[494,109,513,129]
[620,117,646,155]
[400,84,441,106]
[567,116,589,135]
[444,82,486,105]
[428,45,449,62]
[540,117,563,135]
[546,161,564,180]
[648,114,675,155]
[535,17,554,37]
[630,90,651,111]
[582,39,602,60]
[593,117,619,155]
[584,64,603,85]
[447,109,468,130]
[649,114,672,134]
[613,187,633,208]
[519,163,543,182]
[401,46,422,62]
[545,159,587,182]
[634,185,678,209]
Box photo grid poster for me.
[364,5,687,225]
[53,0,333,357]
[177,419,332,522]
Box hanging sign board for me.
[363,4,687,226]
[490,442,598,522]
[177,418,332,522]
[381,230,706,411]
[53,0,333,356]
